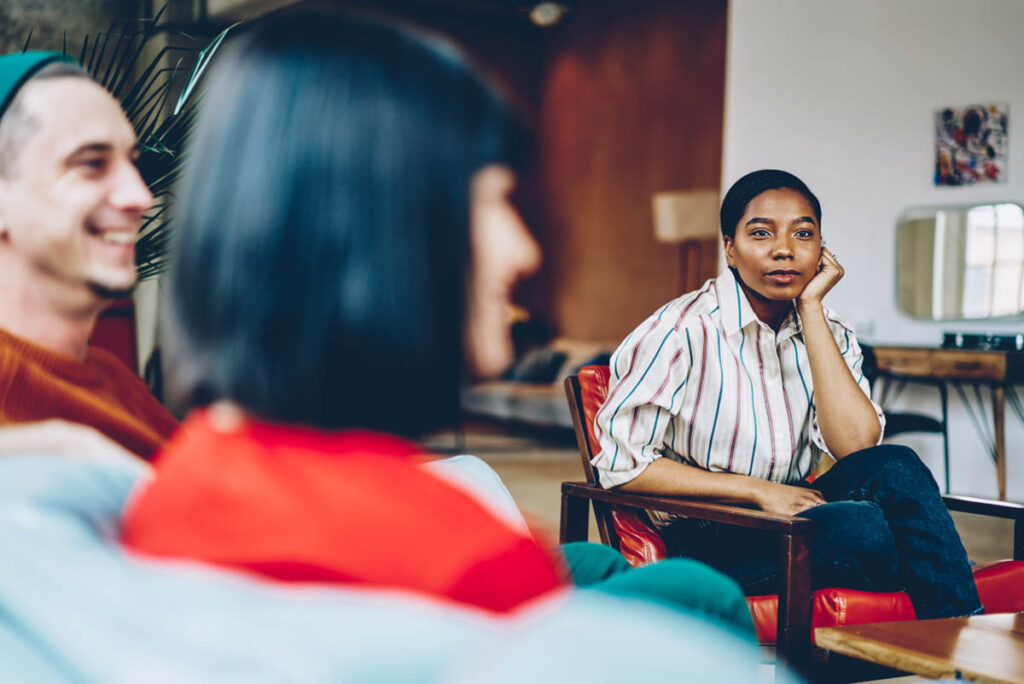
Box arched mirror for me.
[896,203,1024,320]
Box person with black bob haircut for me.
[120,7,755,632]
[594,168,983,620]
[162,10,511,436]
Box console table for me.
[872,346,1024,500]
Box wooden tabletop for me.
[815,613,1024,683]
[871,345,1011,382]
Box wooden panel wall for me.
[263,0,726,344]
[522,0,726,341]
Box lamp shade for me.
[652,189,721,243]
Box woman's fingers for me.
[758,483,828,516]
[822,248,844,277]
[792,489,826,514]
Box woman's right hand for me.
[753,480,826,516]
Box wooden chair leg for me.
[1015,517,1024,561]
[560,492,590,544]
[940,381,950,494]
[777,532,813,670]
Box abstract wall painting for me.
[935,103,1008,186]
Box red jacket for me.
[121,410,565,613]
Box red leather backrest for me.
[611,507,668,566]
[576,365,668,566]
[577,365,611,463]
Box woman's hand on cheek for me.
[797,247,844,307]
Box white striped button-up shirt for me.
[593,270,884,523]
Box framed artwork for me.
[934,103,1008,186]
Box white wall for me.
[723,0,1024,500]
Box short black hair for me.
[166,9,524,436]
[719,169,821,239]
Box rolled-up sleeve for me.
[593,319,691,488]
[807,324,886,456]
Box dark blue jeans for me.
[661,445,982,619]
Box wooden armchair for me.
[561,365,1024,670]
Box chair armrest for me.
[942,495,1024,520]
[943,495,1024,561]
[561,481,816,668]
[561,482,814,536]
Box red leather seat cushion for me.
[616,512,1024,644]
[974,560,1024,613]
[748,561,1024,645]
[749,589,916,645]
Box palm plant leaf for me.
[174,26,233,116]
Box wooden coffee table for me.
[815,613,1024,683]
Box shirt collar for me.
[718,269,803,341]
[718,269,760,337]
[777,307,803,342]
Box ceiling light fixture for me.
[529,2,567,27]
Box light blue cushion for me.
[0,455,800,683]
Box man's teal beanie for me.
[0,51,77,121]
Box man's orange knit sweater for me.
[0,326,177,459]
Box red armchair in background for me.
[561,365,1024,669]
[90,298,138,373]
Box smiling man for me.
[0,51,176,458]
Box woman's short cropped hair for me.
[166,9,524,436]
[719,169,821,239]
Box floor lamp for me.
[652,189,721,294]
